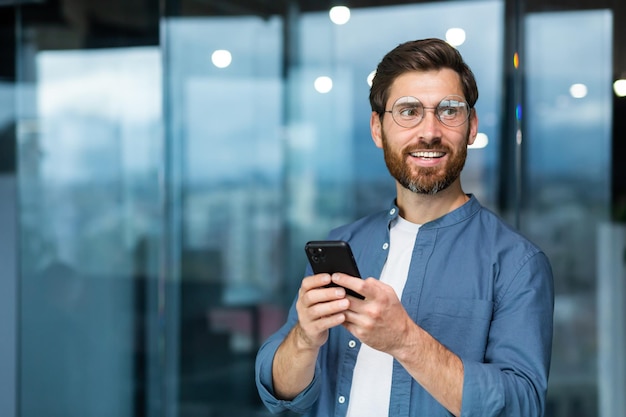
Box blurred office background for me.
[0,0,625,416]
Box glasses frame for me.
[383,95,472,128]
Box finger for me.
[301,273,332,292]
[305,297,350,320]
[331,273,368,298]
[342,307,369,327]
[300,283,347,308]
[315,311,347,329]
[298,300,349,338]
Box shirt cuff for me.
[256,343,321,414]
[461,359,505,417]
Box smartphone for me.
[304,240,365,299]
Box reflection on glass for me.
[525,9,612,416]
[19,47,163,417]
[166,16,285,413]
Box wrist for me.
[293,323,321,352]
[391,320,423,363]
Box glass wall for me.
[0,7,18,413]
[17,46,165,417]
[0,0,624,416]
[524,9,613,416]
[164,15,285,415]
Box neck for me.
[395,181,469,224]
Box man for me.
[255,38,554,417]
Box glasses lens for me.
[436,95,469,127]
[389,95,470,128]
[391,96,422,128]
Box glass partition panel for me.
[16,36,165,417]
[524,9,613,416]
[163,15,284,416]
[0,77,17,417]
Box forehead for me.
[388,69,464,104]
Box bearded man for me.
[255,38,554,417]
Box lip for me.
[408,150,447,167]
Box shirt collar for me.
[386,194,481,230]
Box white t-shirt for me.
[345,216,420,417]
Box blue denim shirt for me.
[255,195,554,417]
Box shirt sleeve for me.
[461,251,554,417]
[255,297,322,414]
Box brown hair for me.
[369,38,478,117]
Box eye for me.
[438,100,466,119]
[397,105,421,118]
[439,106,459,117]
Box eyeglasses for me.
[384,95,471,128]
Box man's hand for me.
[331,273,464,416]
[294,273,352,349]
[330,273,411,355]
[272,272,351,400]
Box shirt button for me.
[389,208,396,215]
[338,396,346,404]
[382,242,389,250]
[348,340,356,348]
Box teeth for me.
[411,151,445,158]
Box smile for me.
[410,151,445,159]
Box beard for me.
[381,130,469,195]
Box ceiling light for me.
[468,132,488,149]
[211,50,232,68]
[614,79,626,97]
[445,28,466,47]
[569,83,587,99]
[314,76,333,93]
[366,70,376,87]
[329,6,351,25]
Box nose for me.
[417,108,442,141]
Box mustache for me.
[405,143,451,153]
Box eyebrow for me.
[394,96,467,107]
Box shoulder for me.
[475,205,543,254]
[437,197,551,274]
[327,208,390,242]
[470,205,553,286]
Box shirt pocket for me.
[420,297,493,361]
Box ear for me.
[467,108,479,146]
[371,111,384,149]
